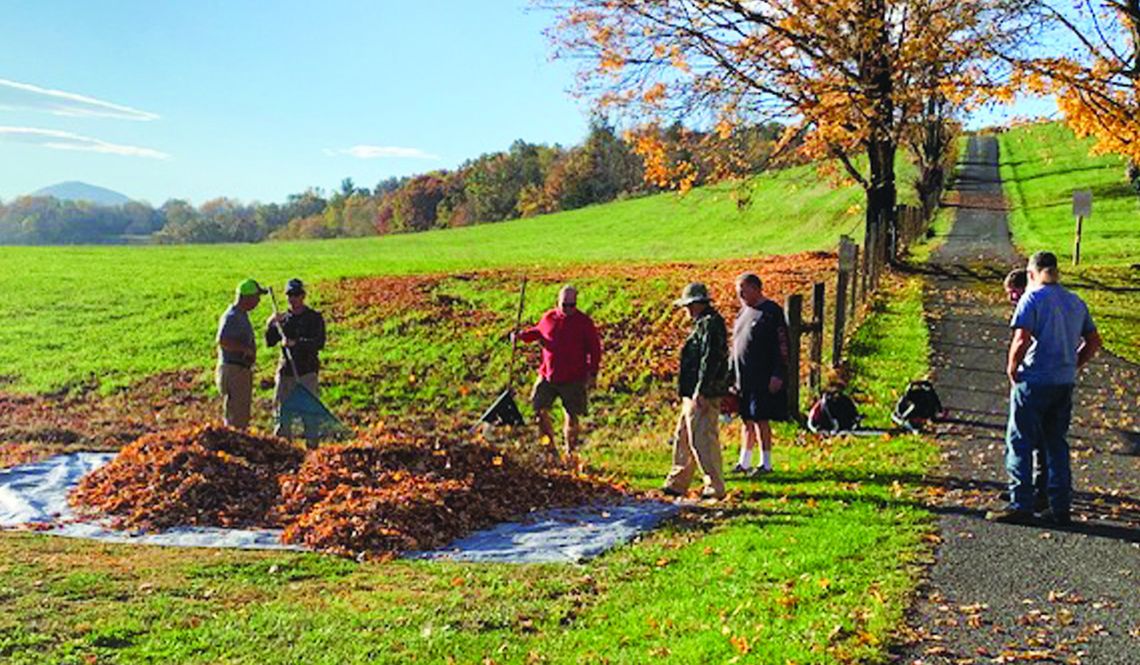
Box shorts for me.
[531,378,588,417]
[739,386,789,422]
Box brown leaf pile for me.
[69,424,627,559]
[277,426,627,559]
[70,425,304,530]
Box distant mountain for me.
[31,181,132,206]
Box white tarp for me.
[0,452,295,549]
[0,452,678,562]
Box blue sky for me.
[0,1,590,205]
[0,1,1059,206]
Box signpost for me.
[1072,190,1091,266]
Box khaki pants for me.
[216,363,253,430]
[274,372,320,447]
[664,397,725,497]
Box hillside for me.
[0,158,914,395]
[998,122,1140,362]
[31,181,132,206]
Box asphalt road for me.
[894,136,1140,665]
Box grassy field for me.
[0,274,937,665]
[0,149,947,662]
[998,122,1140,362]
[0,162,887,396]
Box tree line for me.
[542,0,1140,251]
[0,119,784,245]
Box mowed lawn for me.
[0,163,882,395]
[0,275,938,665]
[0,154,942,663]
[998,122,1140,362]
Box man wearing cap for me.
[514,285,602,465]
[987,251,1102,525]
[663,282,730,500]
[266,278,327,448]
[216,278,266,429]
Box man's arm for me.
[694,317,726,403]
[770,318,790,393]
[1077,329,1102,369]
[218,337,255,359]
[585,318,602,384]
[265,316,282,347]
[1007,328,1033,384]
[514,314,548,345]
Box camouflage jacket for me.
[678,306,730,398]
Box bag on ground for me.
[891,380,944,431]
[807,390,861,434]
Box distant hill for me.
[31,181,131,206]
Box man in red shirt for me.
[514,285,602,464]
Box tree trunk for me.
[862,0,897,265]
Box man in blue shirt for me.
[988,252,1101,525]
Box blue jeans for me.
[1006,382,1073,514]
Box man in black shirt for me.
[730,273,790,475]
[266,278,327,448]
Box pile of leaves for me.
[277,426,627,559]
[70,425,305,530]
[69,423,627,558]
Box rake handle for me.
[507,277,527,390]
[267,287,302,382]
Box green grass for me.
[0,160,919,396]
[998,122,1140,363]
[998,122,1139,266]
[0,275,937,664]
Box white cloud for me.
[0,126,169,159]
[325,145,439,160]
[0,78,159,121]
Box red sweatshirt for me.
[518,309,602,384]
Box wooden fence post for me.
[867,221,879,294]
[1073,215,1083,266]
[862,223,874,302]
[850,243,860,320]
[809,282,824,393]
[833,237,857,368]
[785,294,803,422]
[889,205,902,262]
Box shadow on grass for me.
[734,466,1140,544]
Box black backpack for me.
[891,380,944,431]
[807,390,861,434]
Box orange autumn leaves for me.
[544,0,1011,192]
[69,424,626,559]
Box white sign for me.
[1073,190,1092,218]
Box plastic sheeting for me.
[412,501,680,564]
[0,452,295,550]
[1,453,678,562]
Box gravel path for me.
[895,136,1140,664]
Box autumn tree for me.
[544,0,1026,245]
[1017,1,1140,191]
[391,174,448,232]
